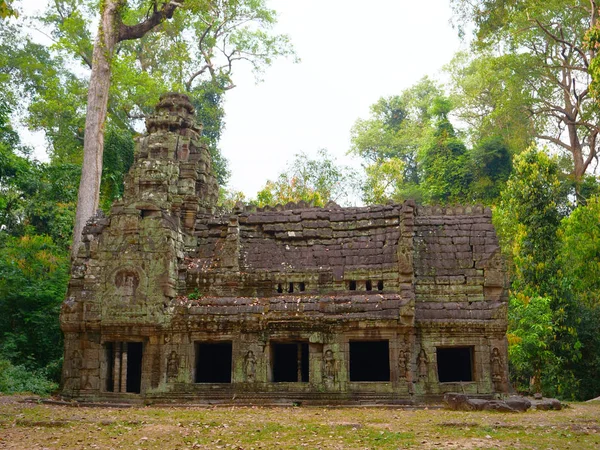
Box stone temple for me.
[60,93,509,404]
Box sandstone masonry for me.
[60,93,509,404]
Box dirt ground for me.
[1,395,599,449]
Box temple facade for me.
[60,93,509,404]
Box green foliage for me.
[446,51,534,155]
[558,195,600,308]
[469,136,512,203]
[0,152,79,249]
[350,78,511,206]
[419,98,472,203]
[361,158,406,205]
[189,81,230,186]
[507,294,558,395]
[100,126,134,211]
[0,0,17,19]
[0,359,58,395]
[349,77,441,202]
[217,188,246,212]
[494,147,568,295]
[255,149,359,207]
[0,234,68,373]
[0,24,87,164]
[493,147,600,399]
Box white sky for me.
[219,0,466,198]
[20,0,466,199]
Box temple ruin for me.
[60,93,509,404]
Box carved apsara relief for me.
[417,349,428,379]
[244,350,257,382]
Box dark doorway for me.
[349,341,390,381]
[104,342,114,392]
[195,342,232,383]
[272,342,309,382]
[126,342,143,393]
[437,347,473,382]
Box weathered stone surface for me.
[505,395,532,412]
[444,393,530,412]
[60,93,509,405]
[532,398,563,410]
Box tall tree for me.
[419,97,472,203]
[446,52,535,156]
[451,0,600,201]
[72,0,181,258]
[349,77,442,203]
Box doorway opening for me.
[195,342,233,383]
[271,342,309,382]
[436,347,473,382]
[349,340,390,381]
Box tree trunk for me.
[71,0,123,258]
[71,0,182,258]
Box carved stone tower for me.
[61,93,217,396]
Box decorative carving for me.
[418,349,428,379]
[323,349,337,385]
[244,350,257,382]
[115,270,139,303]
[491,347,504,391]
[398,349,409,379]
[71,350,82,373]
[167,351,179,382]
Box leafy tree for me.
[255,149,359,207]
[494,147,569,295]
[558,195,600,309]
[446,52,535,156]
[450,0,600,201]
[507,294,559,395]
[493,146,596,398]
[0,24,87,164]
[419,97,472,203]
[349,77,442,202]
[361,158,406,205]
[469,136,513,203]
[0,234,69,373]
[100,126,134,212]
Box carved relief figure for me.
[418,349,428,379]
[244,350,257,382]
[398,350,408,379]
[167,351,179,382]
[71,350,83,374]
[323,349,337,384]
[64,350,83,390]
[491,347,504,391]
[115,270,139,303]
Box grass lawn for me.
[0,396,599,449]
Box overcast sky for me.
[219,0,466,199]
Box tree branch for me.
[118,1,182,42]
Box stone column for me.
[297,344,302,382]
[113,342,121,393]
[120,342,128,393]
